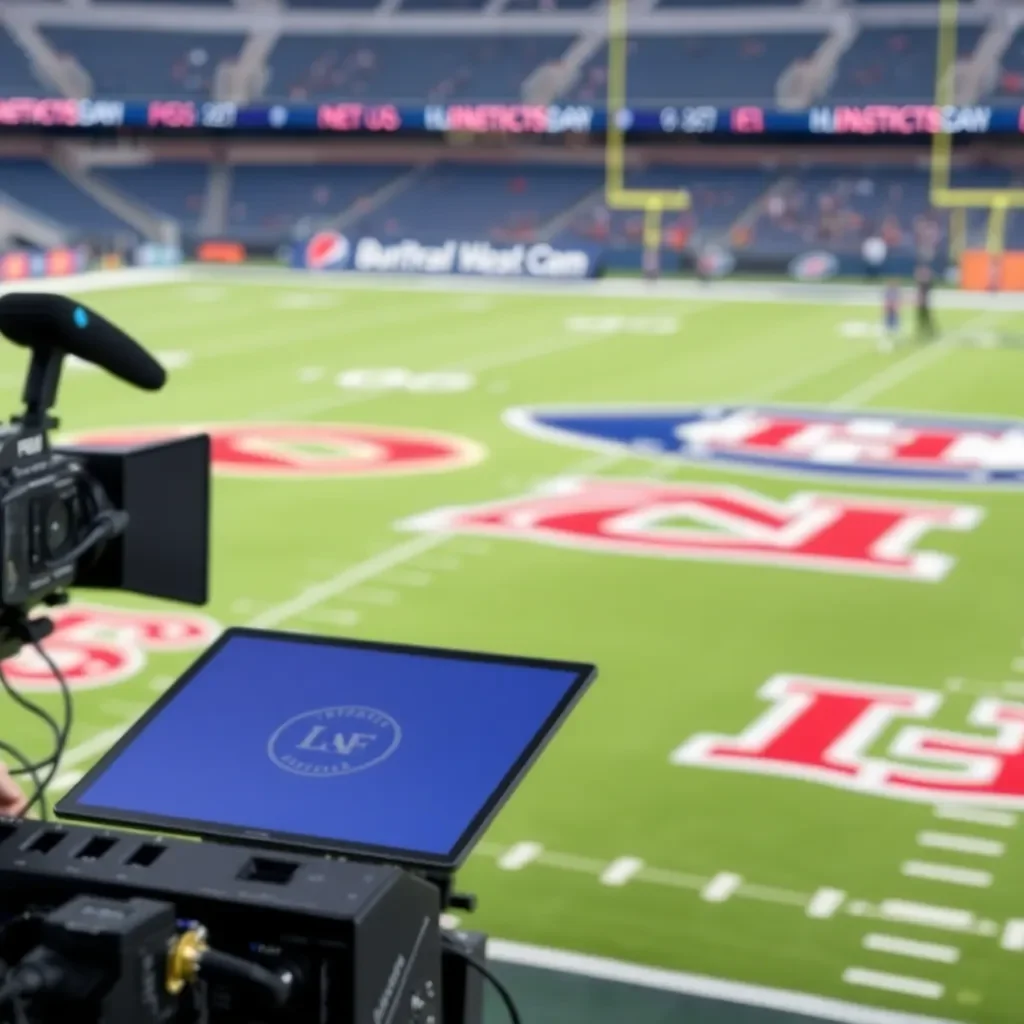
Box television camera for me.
[0,292,594,1024]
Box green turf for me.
[8,275,1024,1023]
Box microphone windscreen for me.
[0,293,166,391]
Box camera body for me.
[0,293,209,655]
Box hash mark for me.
[901,861,992,888]
[701,872,742,904]
[862,934,960,964]
[600,857,645,887]
[1000,919,1024,951]
[934,805,1017,829]
[877,900,975,933]
[917,831,1005,858]
[497,842,543,871]
[842,968,943,1000]
[807,887,845,919]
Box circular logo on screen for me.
[267,706,401,778]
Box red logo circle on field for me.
[68,423,484,478]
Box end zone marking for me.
[862,934,960,964]
[1000,919,1024,951]
[498,842,544,871]
[917,832,1005,857]
[807,888,846,919]
[901,862,992,888]
[842,968,943,1000]
[701,872,742,903]
[600,857,645,887]
[934,805,1017,829]
[346,587,400,607]
[878,900,975,933]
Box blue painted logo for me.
[505,405,1024,486]
[73,306,88,329]
[267,705,401,778]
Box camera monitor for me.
[57,628,595,870]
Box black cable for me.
[441,938,522,1024]
[0,640,74,821]
[0,661,62,764]
[0,740,43,822]
[26,634,73,802]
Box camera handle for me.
[17,344,64,432]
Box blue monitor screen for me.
[60,630,592,864]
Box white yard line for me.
[830,341,954,408]
[877,901,976,933]
[900,862,992,888]
[933,806,1017,829]
[842,969,943,1001]
[862,935,960,965]
[916,832,1005,858]
[488,941,967,1024]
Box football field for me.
[8,269,1024,1024]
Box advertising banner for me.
[292,232,601,280]
[0,246,87,282]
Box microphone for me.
[0,293,166,392]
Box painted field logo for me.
[70,423,483,478]
[4,603,220,691]
[268,706,401,777]
[506,405,1024,486]
[403,478,982,581]
[673,674,1024,809]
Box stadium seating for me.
[97,164,211,230]
[265,35,572,102]
[505,0,597,9]
[827,26,983,102]
[287,0,383,7]
[0,27,46,94]
[42,28,246,100]
[561,168,771,250]
[570,34,824,104]
[747,167,949,256]
[992,27,1024,101]
[0,160,136,239]
[227,164,408,242]
[658,0,801,6]
[350,164,604,243]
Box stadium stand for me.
[0,160,136,240]
[993,27,1024,101]
[97,164,211,232]
[349,164,603,244]
[0,27,45,94]
[42,28,246,100]
[286,0,383,8]
[570,34,824,105]
[827,26,983,102]
[226,164,411,242]
[264,35,572,103]
[564,168,772,251]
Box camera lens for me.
[44,498,71,556]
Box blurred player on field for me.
[881,280,902,352]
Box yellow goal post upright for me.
[931,0,1023,270]
[605,0,690,274]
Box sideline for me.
[16,264,1024,312]
[488,940,968,1024]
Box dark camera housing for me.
[59,434,210,606]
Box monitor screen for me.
[58,629,594,868]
